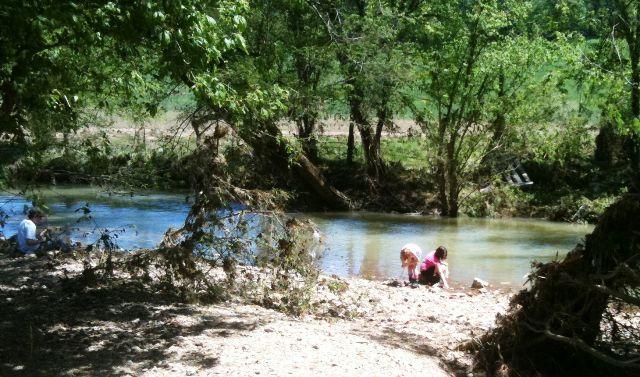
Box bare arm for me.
[26,238,41,246]
[27,229,47,246]
[435,263,450,289]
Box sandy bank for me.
[0,253,511,376]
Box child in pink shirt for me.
[419,245,450,288]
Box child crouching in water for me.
[399,243,422,285]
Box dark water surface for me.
[0,186,593,285]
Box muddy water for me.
[0,186,593,285]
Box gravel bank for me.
[0,253,511,376]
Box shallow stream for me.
[0,186,593,286]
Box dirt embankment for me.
[0,253,510,377]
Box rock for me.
[387,279,402,287]
[471,278,489,289]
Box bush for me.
[461,183,533,218]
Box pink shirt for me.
[420,251,442,271]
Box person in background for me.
[17,208,47,254]
[419,245,450,289]
[400,243,422,285]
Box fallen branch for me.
[593,284,640,307]
[522,318,640,370]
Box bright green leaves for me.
[160,29,172,44]
[631,118,640,135]
[572,3,640,184]
[244,86,289,121]
[232,14,246,28]
[0,0,251,157]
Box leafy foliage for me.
[402,0,574,215]
[0,0,249,163]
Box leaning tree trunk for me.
[475,194,640,377]
[238,119,351,210]
[293,154,351,208]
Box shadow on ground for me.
[0,255,254,376]
[356,324,470,376]
[364,327,439,357]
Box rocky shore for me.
[0,252,512,376]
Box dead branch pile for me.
[474,194,640,376]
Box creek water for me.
[0,186,593,285]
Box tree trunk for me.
[446,138,459,217]
[239,119,351,210]
[374,109,386,157]
[595,121,625,168]
[294,154,351,209]
[370,107,388,180]
[296,115,318,162]
[293,52,320,163]
[347,121,355,164]
[347,87,385,180]
[447,177,459,217]
[359,124,379,179]
[337,47,385,180]
[492,72,506,144]
[436,161,449,216]
[360,125,385,180]
[192,123,203,146]
[436,119,449,216]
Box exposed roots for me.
[475,195,640,376]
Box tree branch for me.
[523,322,640,369]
